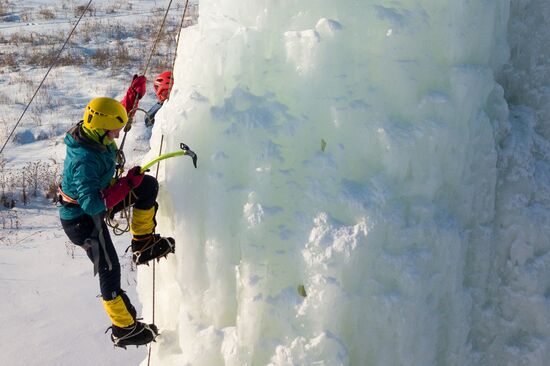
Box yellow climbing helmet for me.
[83,97,128,131]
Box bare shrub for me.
[25,46,80,68]
[0,157,7,199]
[0,1,11,17]
[0,160,20,210]
[105,3,123,14]
[25,47,43,67]
[20,9,31,22]
[43,159,62,203]
[61,0,75,11]
[16,170,28,205]
[10,72,33,86]
[38,6,56,20]
[24,162,42,197]
[28,112,42,127]
[90,48,110,69]
[0,91,11,104]
[1,209,19,230]
[5,161,63,205]
[0,52,17,69]
[133,18,153,41]
[9,32,35,46]
[78,21,96,43]
[9,32,63,47]
[0,117,10,143]
[74,4,96,17]
[57,49,86,67]
[30,80,63,112]
[112,42,133,70]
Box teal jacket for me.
[59,122,118,220]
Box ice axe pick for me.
[140,143,198,174]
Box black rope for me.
[172,0,191,73]
[147,135,163,366]
[0,0,93,156]
[144,0,175,77]
[117,0,176,179]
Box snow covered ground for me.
[0,200,146,365]
[0,1,193,365]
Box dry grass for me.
[0,160,62,208]
[0,0,13,17]
[38,6,56,20]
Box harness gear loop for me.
[105,187,138,236]
[115,149,126,176]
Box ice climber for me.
[144,71,173,127]
[58,75,175,348]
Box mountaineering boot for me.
[131,206,157,237]
[130,205,175,265]
[131,233,175,265]
[110,321,159,349]
[103,291,159,348]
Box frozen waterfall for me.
[137,1,550,365]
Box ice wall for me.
[135,1,538,365]
[465,1,550,365]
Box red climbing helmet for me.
[153,71,174,102]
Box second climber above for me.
[144,70,174,127]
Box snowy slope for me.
[0,1,193,365]
[0,201,146,365]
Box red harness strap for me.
[57,185,79,205]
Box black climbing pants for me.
[60,175,159,300]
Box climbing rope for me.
[108,0,178,232]
[0,0,93,156]
[117,0,176,163]
[106,108,151,234]
[147,2,191,365]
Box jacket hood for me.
[65,122,117,152]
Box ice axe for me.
[140,143,197,174]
